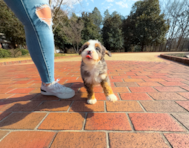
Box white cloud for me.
[105,3,113,9]
[51,0,83,8]
[115,1,128,8]
[87,2,89,6]
[106,0,114,2]
[91,0,94,2]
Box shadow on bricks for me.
[0,82,94,128]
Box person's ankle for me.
[43,82,51,87]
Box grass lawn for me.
[0,53,79,62]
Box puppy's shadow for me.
[0,82,94,127]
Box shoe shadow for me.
[0,82,94,128]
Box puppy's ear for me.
[105,50,112,57]
[78,47,82,55]
[102,45,112,57]
[79,43,88,55]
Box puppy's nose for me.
[88,51,91,54]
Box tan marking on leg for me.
[101,81,113,96]
[36,4,52,26]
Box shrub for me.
[19,49,29,55]
[134,46,141,52]
[0,48,11,58]
[9,49,22,57]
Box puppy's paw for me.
[87,98,97,104]
[106,94,118,102]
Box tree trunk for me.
[141,44,144,52]
[76,42,79,53]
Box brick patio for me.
[0,60,189,148]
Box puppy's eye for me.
[96,47,100,51]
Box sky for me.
[63,0,141,18]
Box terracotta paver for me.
[7,94,36,101]
[85,113,131,130]
[124,79,144,82]
[148,92,186,100]
[0,131,55,148]
[31,94,59,101]
[143,78,165,82]
[0,131,8,140]
[159,81,186,86]
[120,93,153,100]
[112,87,129,92]
[1,59,189,147]
[7,88,35,94]
[178,92,189,100]
[129,87,157,93]
[51,132,106,148]
[35,100,72,111]
[140,101,187,113]
[165,78,186,82]
[0,88,15,94]
[0,112,11,121]
[115,82,138,87]
[38,113,84,130]
[70,101,104,112]
[70,92,88,101]
[137,82,162,86]
[0,101,42,112]
[109,133,169,148]
[129,113,185,131]
[154,86,186,92]
[106,101,143,112]
[181,85,189,91]
[0,94,12,100]
[172,113,189,130]
[0,113,46,129]
[176,101,189,111]
[164,133,189,148]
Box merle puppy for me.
[79,40,118,104]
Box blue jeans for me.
[4,0,55,83]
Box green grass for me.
[0,53,79,62]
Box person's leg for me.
[4,0,54,83]
[3,0,75,98]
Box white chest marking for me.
[83,64,103,85]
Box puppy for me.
[79,40,118,104]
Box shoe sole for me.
[41,89,75,99]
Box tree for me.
[161,0,189,51]
[123,0,169,51]
[80,12,102,43]
[103,9,110,24]
[49,0,81,31]
[0,0,25,48]
[62,14,84,53]
[53,14,71,53]
[90,7,102,29]
[102,12,124,51]
[49,0,82,53]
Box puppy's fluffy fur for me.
[79,40,118,104]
